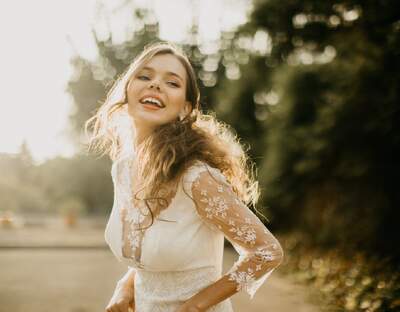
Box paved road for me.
[0,222,322,312]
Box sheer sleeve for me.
[187,164,284,299]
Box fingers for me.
[105,301,129,312]
[105,285,135,312]
[105,306,122,312]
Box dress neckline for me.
[114,158,207,266]
[112,157,206,212]
[111,150,136,168]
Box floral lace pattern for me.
[108,157,283,308]
[114,156,142,265]
[117,155,180,267]
[134,267,233,312]
[190,164,284,299]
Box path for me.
[0,219,323,312]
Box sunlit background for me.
[1,0,399,311]
[0,0,252,163]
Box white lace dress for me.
[104,151,284,312]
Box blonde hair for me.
[85,41,266,228]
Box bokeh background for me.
[0,0,399,311]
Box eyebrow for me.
[140,66,184,82]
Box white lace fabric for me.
[118,155,185,268]
[134,266,233,312]
[187,165,284,299]
[105,157,283,310]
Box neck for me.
[133,126,154,150]
[129,115,155,150]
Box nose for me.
[149,80,161,90]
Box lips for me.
[141,103,163,111]
[139,94,165,108]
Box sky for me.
[0,0,251,163]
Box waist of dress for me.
[134,266,220,298]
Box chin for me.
[134,111,169,127]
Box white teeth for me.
[141,97,164,107]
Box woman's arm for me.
[178,167,284,311]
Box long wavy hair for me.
[85,41,265,229]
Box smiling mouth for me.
[139,97,165,108]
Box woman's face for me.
[127,53,191,132]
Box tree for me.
[222,0,400,259]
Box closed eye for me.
[168,81,180,87]
[137,74,180,88]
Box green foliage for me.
[0,147,48,213]
[35,154,113,215]
[216,0,400,263]
[280,233,400,311]
[0,149,112,216]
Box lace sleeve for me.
[189,165,284,299]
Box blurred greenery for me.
[0,146,112,216]
[280,232,400,311]
[1,1,399,310]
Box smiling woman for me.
[84,41,283,312]
[126,53,192,144]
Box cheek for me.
[168,93,186,112]
[169,88,186,103]
[127,84,142,104]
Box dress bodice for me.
[105,154,225,272]
[104,152,284,300]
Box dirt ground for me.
[0,219,323,312]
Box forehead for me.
[140,53,187,81]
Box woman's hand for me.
[105,280,135,312]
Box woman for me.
[85,41,284,312]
